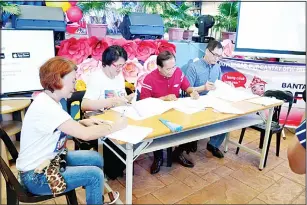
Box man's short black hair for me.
[101,45,128,66]
[156,51,175,67]
[206,39,223,51]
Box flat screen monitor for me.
[1,29,55,94]
[235,1,305,59]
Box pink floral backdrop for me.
[56,37,176,92]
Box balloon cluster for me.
[45,0,84,34]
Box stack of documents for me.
[112,98,174,120]
[105,125,153,144]
[208,80,258,102]
[247,97,284,106]
[171,96,207,114]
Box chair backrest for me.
[0,128,18,161]
[263,90,294,126]
[0,128,31,199]
[66,91,86,120]
[0,156,29,199]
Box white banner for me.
[219,58,305,127]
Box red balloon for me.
[66,6,83,23]
[69,1,77,6]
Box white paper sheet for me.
[1,105,12,111]
[247,97,283,106]
[112,98,174,120]
[194,95,245,114]
[106,125,153,144]
[171,96,207,114]
[211,101,245,114]
[208,80,258,102]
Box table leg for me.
[259,108,274,170]
[224,132,230,153]
[282,129,286,139]
[20,109,25,121]
[125,143,133,204]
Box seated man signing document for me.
[140,51,206,174]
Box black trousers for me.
[153,141,196,159]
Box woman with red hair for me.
[16,56,125,204]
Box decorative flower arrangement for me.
[122,58,143,83]
[57,37,177,91]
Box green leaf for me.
[77,1,113,15]
[0,3,21,15]
[213,1,239,32]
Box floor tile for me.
[291,191,306,204]
[273,164,305,186]
[152,181,194,204]
[132,174,165,198]
[257,177,304,204]
[133,194,162,204]
[4,129,302,205]
[179,176,259,204]
[107,179,136,203]
[201,172,221,185]
[212,165,234,177]
[264,170,283,182]
[190,159,221,177]
[156,173,176,186]
[169,167,194,181]
[248,198,267,204]
[182,173,209,191]
[230,167,275,192]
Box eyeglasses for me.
[208,49,222,59]
[112,62,126,69]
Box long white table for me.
[95,100,279,204]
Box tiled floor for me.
[1,128,306,204]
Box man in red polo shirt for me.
[140,51,206,174]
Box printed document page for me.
[106,125,153,144]
[112,98,174,120]
[247,96,283,106]
[208,80,258,102]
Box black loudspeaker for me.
[12,5,66,45]
[193,15,215,43]
[120,12,164,40]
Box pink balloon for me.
[66,6,83,23]
[69,1,77,6]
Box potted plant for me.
[162,2,194,41]
[181,14,197,41]
[212,1,238,42]
[141,1,171,14]
[0,2,21,27]
[78,1,114,39]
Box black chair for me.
[66,91,98,151]
[0,128,78,205]
[236,90,294,167]
[66,91,85,120]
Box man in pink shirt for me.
[140,51,206,174]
